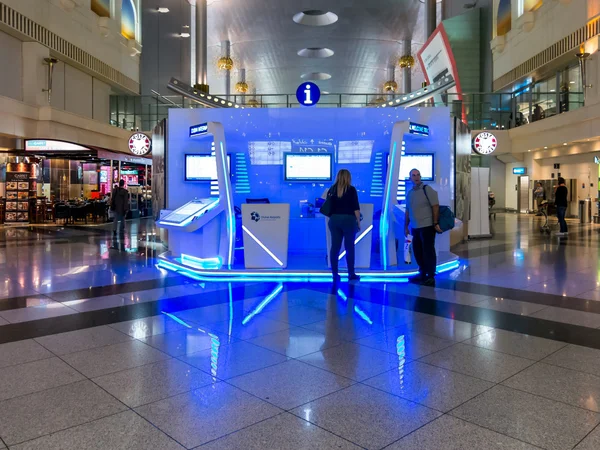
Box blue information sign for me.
[296,82,320,107]
[190,123,208,137]
[513,167,527,175]
[408,122,430,136]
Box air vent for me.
[0,2,139,94]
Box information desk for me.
[242,203,290,269]
[325,203,374,269]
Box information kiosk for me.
[156,107,461,282]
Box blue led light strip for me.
[161,311,193,328]
[337,289,348,302]
[339,224,374,260]
[242,284,284,325]
[242,225,284,266]
[181,254,222,270]
[380,142,396,269]
[353,305,373,325]
[220,142,235,267]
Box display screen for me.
[398,153,435,181]
[185,154,231,181]
[284,153,333,182]
[161,200,216,224]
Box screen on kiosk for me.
[398,153,434,181]
[285,153,332,181]
[185,155,230,181]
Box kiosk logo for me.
[296,82,320,106]
[250,211,261,222]
[250,211,281,222]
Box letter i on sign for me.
[304,84,313,105]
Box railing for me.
[110,90,585,132]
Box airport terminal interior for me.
[3,0,600,449]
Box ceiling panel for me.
[204,0,428,95]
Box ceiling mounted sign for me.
[128,133,151,156]
[472,132,497,155]
[296,82,321,106]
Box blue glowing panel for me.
[409,123,430,136]
[190,123,209,137]
[248,141,291,165]
[513,167,527,175]
[338,140,374,164]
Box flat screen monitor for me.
[185,154,231,181]
[284,153,333,182]
[397,153,435,181]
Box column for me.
[424,0,436,41]
[401,40,411,94]
[194,0,209,92]
[222,40,231,99]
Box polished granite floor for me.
[2,215,600,449]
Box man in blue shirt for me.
[404,169,441,286]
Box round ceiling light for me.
[293,10,338,26]
[297,47,335,58]
[301,72,332,81]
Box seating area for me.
[0,198,110,225]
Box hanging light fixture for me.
[383,65,398,93]
[398,55,415,69]
[235,68,249,93]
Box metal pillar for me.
[222,40,231,99]
[239,68,246,105]
[424,0,436,40]
[194,0,209,93]
[401,40,411,94]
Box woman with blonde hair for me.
[326,169,361,283]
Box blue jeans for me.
[328,214,358,276]
[557,206,567,233]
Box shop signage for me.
[513,167,527,175]
[409,123,430,136]
[190,123,209,137]
[25,139,90,152]
[128,133,151,156]
[472,132,497,155]
[296,82,320,106]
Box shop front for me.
[0,138,152,225]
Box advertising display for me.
[185,155,231,181]
[284,153,333,182]
[399,153,435,181]
[417,24,464,121]
[5,170,30,223]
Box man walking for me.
[111,180,129,235]
[404,169,442,286]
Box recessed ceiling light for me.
[544,146,548,149]
[297,47,334,58]
[570,81,575,84]
[563,142,567,145]
[180,32,190,38]
[157,7,169,13]
[300,72,331,80]
[293,10,338,26]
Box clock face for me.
[128,133,151,156]
[472,132,497,155]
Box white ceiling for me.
[204,0,431,96]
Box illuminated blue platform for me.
[156,252,460,283]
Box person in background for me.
[534,182,545,215]
[555,177,568,236]
[404,168,442,286]
[110,179,129,235]
[327,169,361,284]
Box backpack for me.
[422,185,455,233]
